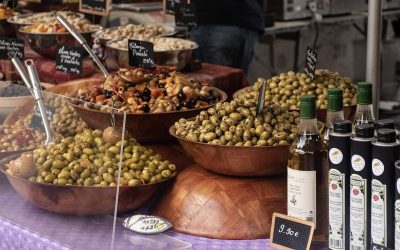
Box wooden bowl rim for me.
[169,123,289,151]
[18,25,102,36]
[0,152,177,189]
[69,86,228,116]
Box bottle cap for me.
[375,119,395,130]
[300,95,316,119]
[377,128,397,143]
[357,82,373,105]
[327,88,343,112]
[333,120,352,133]
[355,124,374,138]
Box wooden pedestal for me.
[153,165,287,240]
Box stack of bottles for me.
[287,81,400,250]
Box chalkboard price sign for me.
[164,0,175,15]
[29,105,56,132]
[0,37,24,60]
[128,39,155,69]
[79,0,110,16]
[174,0,197,27]
[370,243,394,250]
[304,47,317,80]
[270,213,314,250]
[56,45,83,75]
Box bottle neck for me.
[355,104,375,123]
[299,118,319,135]
[325,110,345,127]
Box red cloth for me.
[0,47,248,97]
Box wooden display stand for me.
[153,165,287,240]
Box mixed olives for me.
[7,127,177,187]
[75,67,221,113]
[174,100,300,146]
[236,69,357,110]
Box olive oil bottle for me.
[353,82,375,129]
[323,88,345,146]
[288,95,328,243]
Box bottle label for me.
[287,167,316,224]
[329,168,345,249]
[395,200,400,250]
[350,174,367,249]
[351,154,365,172]
[371,179,387,246]
[372,159,385,177]
[329,148,343,165]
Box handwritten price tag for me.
[270,213,314,250]
[174,0,197,27]
[128,39,155,69]
[0,37,24,60]
[79,0,110,16]
[56,45,83,75]
[304,47,317,80]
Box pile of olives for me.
[7,127,176,187]
[174,100,300,146]
[0,119,46,151]
[236,69,357,110]
[49,97,87,137]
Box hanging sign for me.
[79,0,110,16]
[56,45,83,75]
[128,39,155,69]
[174,0,197,27]
[270,213,314,250]
[304,47,317,80]
[0,37,24,60]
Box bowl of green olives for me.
[234,69,357,122]
[170,100,300,177]
[0,127,178,215]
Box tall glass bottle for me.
[288,95,328,243]
[353,82,375,128]
[323,88,345,145]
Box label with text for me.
[56,45,83,75]
[329,168,345,249]
[128,39,155,69]
[371,179,387,247]
[174,0,197,27]
[350,174,368,249]
[270,212,314,250]
[304,47,317,80]
[29,105,56,131]
[79,0,109,16]
[0,37,24,60]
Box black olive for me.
[143,87,151,96]
[197,96,207,101]
[127,82,135,88]
[142,88,151,102]
[141,104,150,113]
[175,103,183,110]
[177,90,186,101]
[186,98,197,109]
[105,91,113,98]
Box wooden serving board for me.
[152,165,287,240]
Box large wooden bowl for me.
[153,165,287,239]
[233,86,357,122]
[70,87,227,143]
[0,153,176,215]
[169,125,288,177]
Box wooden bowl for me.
[70,87,227,143]
[169,125,288,177]
[233,86,357,122]
[0,153,176,215]
[153,165,287,239]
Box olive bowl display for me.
[233,86,357,122]
[169,124,288,177]
[0,153,176,215]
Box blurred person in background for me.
[192,0,264,74]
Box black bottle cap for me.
[375,119,395,130]
[377,128,397,143]
[355,124,375,138]
[333,120,352,134]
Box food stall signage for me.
[304,47,317,80]
[174,0,197,27]
[270,212,314,250]
[79,0,110,16]
[56,45,83,75]
[0,37,23,60]
[128,39,155,69]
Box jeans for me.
[192,25,259,74]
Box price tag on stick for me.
[256,80,266,115]
[128,39,155,69]
[29,105,55,132]
[304,47,317,80]
[174,0,197,27]
[0,37,24,60]
[79,0,110,16]
[56,45,83,75]
[370,243,394,250]
[270,213,314,250]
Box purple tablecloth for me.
[0,181,274,250]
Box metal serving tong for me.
[9,53,52,145]
[54,11,109,78]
